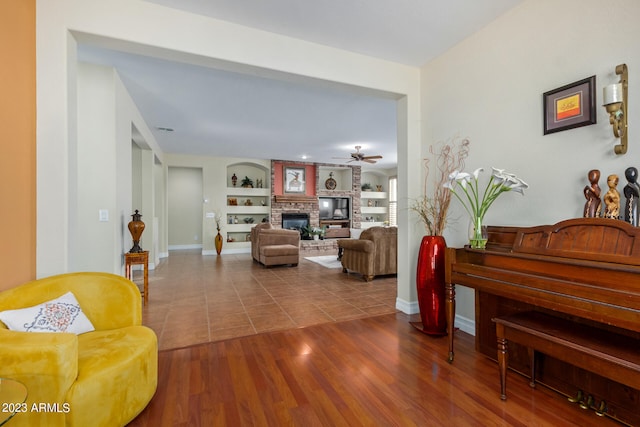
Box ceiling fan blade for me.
[362,159,377,164]
[362,155,383,160]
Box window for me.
[388,176,397,226]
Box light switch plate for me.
[99,209,109,222]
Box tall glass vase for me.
[411,235,447,336]
[469,216,488,249]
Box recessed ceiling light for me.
[301,155,308,160]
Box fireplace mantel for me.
[274,195,318,204]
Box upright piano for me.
[444,217,640,425]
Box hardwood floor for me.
[128,312,619,426]
[128,250,620,426]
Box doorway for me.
[168,167,203,250]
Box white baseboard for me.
[396,298,419,314]
[168,244,203,250]
[395,298,475,336]
[454,314,475,336]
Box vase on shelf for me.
[410,235,447,336]
[128,210,145,253]
[231,173,237,187]
[215,228,223,255]
[469,216,488,249]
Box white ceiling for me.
[78,0,523,169]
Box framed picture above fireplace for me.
[284,167,306,193]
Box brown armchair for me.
[251,222,300,267]
[338,226,397,281]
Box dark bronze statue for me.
[623,167,640,226]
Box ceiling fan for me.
[333,146,383,164]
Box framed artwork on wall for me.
[284,167,306,193]
[543,75,596,135]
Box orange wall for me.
[0,0,36,290]
[273,162,316,196]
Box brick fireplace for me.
[269,160,362,230]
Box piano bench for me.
[493,311,640,401]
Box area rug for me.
[304,255,342,269]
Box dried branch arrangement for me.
[411,136,470,235]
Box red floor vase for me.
[411,235,447,336]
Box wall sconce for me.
[602,64,628,155]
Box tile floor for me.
[136,249,398,350]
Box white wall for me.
[74,63,118,271]
[421,0,640,326]
[65,61,165,273]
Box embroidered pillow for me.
[0,291,95,334]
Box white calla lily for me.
[442,167,528,247]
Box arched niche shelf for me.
[226,161,270,189]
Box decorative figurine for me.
[623,167,640,226]
[231,173,237,187]
[603,174,621,219]
[583,169,602,218]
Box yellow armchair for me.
[0,272,157,427]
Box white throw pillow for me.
[0,291,95,334]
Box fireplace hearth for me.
[282,213,310,235]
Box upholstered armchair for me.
[251,222,300,267]
[338,226,397,281]
[0,272,157,427]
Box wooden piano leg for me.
[496,323,508,400]
[528,347,536,388]
[445,282,456,363]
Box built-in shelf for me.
[318,166,353,191]
[360,191,387,199]
[226,162,270,249]
[361,221,385,229]
[360,189,388,224]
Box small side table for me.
[0,378,28,426]
[125,251,149,305]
